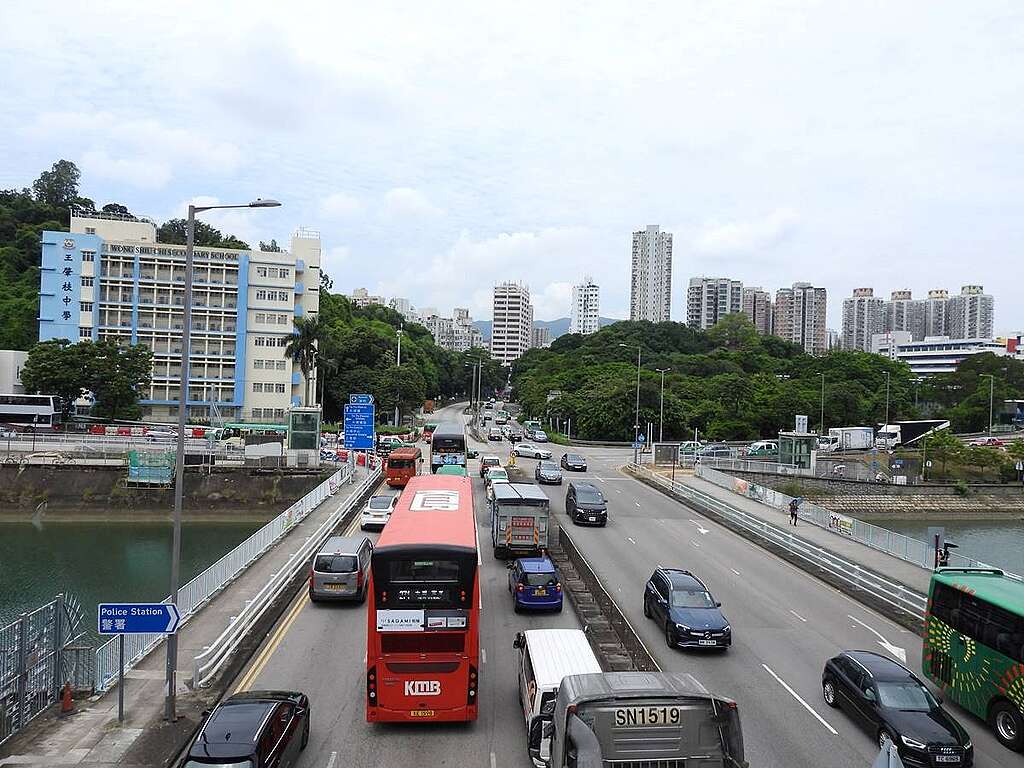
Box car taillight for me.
[309,567,314,582]
[555,582,562,593]
[516,583,524,593]
[467,665,478,705]
[366,666,377,705]
[356,570,364,589]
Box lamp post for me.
[394,323,403,427]
[883,370,891,433]
[656,367,671,443]
[166,198,280,722]
[981,373,995,438]
[818,372,825,435]
[619,343,641,464]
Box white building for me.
[774,282,828,355]
[570,278,600,335]
[40,212,320,423]
[389,297,415,319]
[842,288,885,352]
[871,335,1006,376]
[531,325,552,349]
[924,289,949,337]
[686,277,743,330]
[870,330,913,359]
[947,285,995,340]
[349,287,386,308]
[421,307,483,352]
[491,282,533,364]
[883,290,926,341]
[741,287,773,335]
[0,350,29,394]
[629,225,672,322]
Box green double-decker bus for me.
[923,567,1024,752]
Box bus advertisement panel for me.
[923,567,1024,752]
[385,446,422,487]
[429,422,467,473]
[366,474,479,723]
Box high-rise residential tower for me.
[774,282,828,355]
[924,289,949,337]
[629,225,673,322]
[947,285,995,339]
[882,290,926,341]
[570,277,600,335]
[741,287,773,335]
[842,288,885,352]
[686,277,743,330]
[491,282,533,364]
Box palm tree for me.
[285,315,322,406]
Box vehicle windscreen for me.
[315,554,357,573]
[576,490,603,505]
[522,571,557,587]
[388,459,414,469]
[489,471,508,481]
[368,496,393,509]
[876,681,936,711]
[539,462,558,471]
[184,762,253,768]
[567,454,584,462]
[670,590,716,609]
[433,437,464,451]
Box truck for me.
[827,426,874,451]
[529,672,746,768]
[875,419,950,450]
[490,482,550,559]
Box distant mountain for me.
[472,316,620,342]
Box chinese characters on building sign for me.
[61,239,75,321]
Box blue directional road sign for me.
[344,403,375,450]
[350,393,374,405]
[98,603,180,635]
[637,434,645,444]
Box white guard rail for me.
[191,466,381,688]
[628,464,928,620]
[94,466,354,692]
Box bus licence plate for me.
[409,710,434,718]
[614,706,682,727]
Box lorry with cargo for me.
[528,672,746,768]
[826,426,874,451]
[490,482,550,559]
[875,419,950,450]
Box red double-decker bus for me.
[366,474,480,722]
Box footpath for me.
[0,467,373,768]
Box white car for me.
[511,443,552,460]
[360,494,398,530]
[533,430,549,443]
[146,429,178,442]
[0,428,18,440]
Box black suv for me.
[822,651,973,766]
[182,690,310,768]
[565,481,607,526]
[643,568,731,650]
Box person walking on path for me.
[789,498,801,525]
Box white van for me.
[512,629,602,763]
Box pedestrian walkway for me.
[0,468,371,768]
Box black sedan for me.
[560,453,587,471]
[535,461,563,485]
[822,651,973,766]
[183,690,310,767]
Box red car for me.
[972,436,1004,447]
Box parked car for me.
[309,535,372,602]
[507,557,563,613]
[479,455,501,478]
[535,460,563,485]
[698,443,734,459]
[745,440,778,458]
[822,650,974,766]
[971,436,1004,447]
[643,567,731,650]
[359,494,398,530]
[817,435,840,453]
[560,453,587,471]
[533,430,549,443]
[677,440,703,457]
[565,481,607,526]
[511,443,552,460]
[488,427,504,441]
[146,429,177,442]
[0,428,18,439]
[183,690,309,767]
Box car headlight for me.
[675,623,690,632]
[723,624,731,633]
[963,738,972,749]
[900,735,927,750]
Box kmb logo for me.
[404,680,441,696]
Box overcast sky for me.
[3,2,1022,330]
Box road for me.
[230,404,1019,767]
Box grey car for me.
[309,536,372,603]
[535,460,563,485]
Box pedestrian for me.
[789,498,799,526]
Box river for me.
[0,518,265,641]
[879,517,1024,575]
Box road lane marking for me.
[490,752,496,768]
[847,614,906,662]
[235,589,309,692]
[627,537,637,545]
[689,520,710,535]
[326,752,337,768]
[789,610,807,623]
[730,568,741,576]
[690,540,700,548]
[762,664,838,735]
[615,489,622,494]
[482,648,487,664]
[634,501,641,507]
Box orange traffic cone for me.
[60,682,74,716]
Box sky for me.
[2,1,1023,330]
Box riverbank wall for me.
[0,465,332,520]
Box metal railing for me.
[629,464,928,620]
[191,466,381,688]
[693,464,1022,578]
[93,465,353,692]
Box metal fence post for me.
[52,593,64,700]
[15,614,27,732]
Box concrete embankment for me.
[0,465,332,520]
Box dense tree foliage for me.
[512,316,918,441]
[156,218,249,250]
[919,354,1024,432]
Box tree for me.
[922,429,965,477]
[285,316,322,406]
[101,202,131,216]
[20,339,90,419]
[32,160,80,208]
[706,314,759,350]
[86,340,153,420]
[259,239,282,252]
[156,218,250,250]
[320,270,334,292]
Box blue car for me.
[508,557,563,613]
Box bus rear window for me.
[382,633,465,654]
[390,559,461,582]
[389,459,414,469]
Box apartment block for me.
[947,285,995,340]
[741,287,773,335]
[924,289,949,337]
[629,225,672,322]
[773,282,828,355]
[39,212,320,423]
[883,290,926,341]
[570,277,600,335]
[842,288,885,352]
[491,282,533,364]
[531,325,552,349]
[349,287,385,308]
[686,277,743,330]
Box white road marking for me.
[634,501,641,508]
[762,663,838,735]
[847,614,907,662]
[730,568,741,576]
[690,540,700,549]
[481,648,487,664]
[490,752,497,768]
[789,610,808,623]
[326,752,338,768]
[615,489,623,494]
[627,536,637,545]
[689,519,710,535]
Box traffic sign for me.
[344,403,375,450]
[637,434,645,444]
[1016,461,1023,472]
[350,393,374,405]
[98,603,180,635]
[632,441,642,450]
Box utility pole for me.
[818,372,825,435]
[883,370,891,432]
[619,343,641,464]
[394,323,403,427]
[656,368,671,443]
[981,373,995,438]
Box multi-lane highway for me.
[229,403,1018,767]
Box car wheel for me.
[643,596,651,619]
[513,601,521,614]
[822,677,838,708]
[555,602,563,613]
[990,700,1024,751]
[665,623,675,648]
[301,714,310,749]
[877,729,896,752]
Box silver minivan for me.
[309,535,372,603]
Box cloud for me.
[318,192,364,219]
[693,209,800,255]
[381,187,444,220]
[532,282,575,320]
[81,150,171,190]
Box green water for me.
[0,519,265,641]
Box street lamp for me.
[656,368,671,443]
[818,372,825,435]
[883,370,891,432]
[394,323,403,427]
[618,343,642,464]
[166,198,280,722]
[981,374,995,438]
